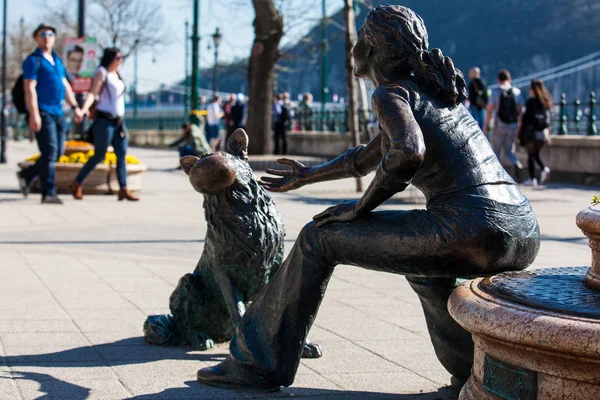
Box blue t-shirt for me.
[22,49,66,116]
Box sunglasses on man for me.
[40,31,55,38]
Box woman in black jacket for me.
[521,79,552,186]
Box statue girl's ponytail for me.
[363,5,467,106]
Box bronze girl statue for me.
[197,5,540,391]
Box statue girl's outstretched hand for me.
[260,158,309,192]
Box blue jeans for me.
[178,144,196,157]
[206,124,220,142]
[21,112,67,197]
[491,119,522,169]
[75,117,128,188]
[469,105,486,130]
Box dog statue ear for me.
[227,128,249,160]
[180,156,200,175]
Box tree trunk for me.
[343,0,362,192]
[247,0,284,155]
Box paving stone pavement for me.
[0,140,595,399]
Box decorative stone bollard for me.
[577,206,600,290]
[448,207,600,400]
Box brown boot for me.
[68,181,83,200]
[118,187,139,201]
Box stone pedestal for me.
[449,267,600,400]
[449,206,600,399]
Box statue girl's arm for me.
[261,85,425,227]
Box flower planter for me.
[63,145,114,156]
[17,161,147,195]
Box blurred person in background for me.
[18,23,83,204]
[69,48,138,201]
[206,95,224,150]
[298,92,313,131]
[272,93,289,154]
[484,69,524,177]
[223,93,237,141]
[519,79,552,187]
[467,67,488,129]
[230,93,246,135]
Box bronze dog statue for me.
[144,129,322,358]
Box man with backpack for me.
[467,67,488,129]
[484,69,524,176]
[15,23,83,204]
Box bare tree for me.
[36,0,168,58]
[246,0,284,155]
[343,0,362,191]
[90,0,169,57]
[6,19,31,89]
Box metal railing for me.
[290,108,375,133]
[553,92,598,136]
[38,91,595,139]
[125,116,184,131]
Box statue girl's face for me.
[352,29,372,79]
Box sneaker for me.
[540,167,550,184]
[522,178,538,187]
[16,172,31,198]
[41,195,64,205]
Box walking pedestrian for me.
[272,94,289,154]
[467,67,488,129]
[206,95,223,147]
[68,48,138,201]
[17,23,84,204]
[230,93,246,132]
[223,93,237,142]
[484,69,525,176]
[282,92,294,131]
[298,93,314,131]
[520,79,552,186]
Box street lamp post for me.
[320,0,328,130]
[78,0,85,36]
[190,0,200,123]
[133,40,140,118]
[1,0,8,164]
[184,21,189,118]
[212,27,222,97]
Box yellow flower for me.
[26,153,41,162]
[125,155,140,164]
[65,140,91,147]
[24,150,143,166]
[69,152,88,163]
[592,196,600,206]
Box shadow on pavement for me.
[1,338,459,399]
[0,371,91,400]
[127,380,459,400]
[1,337,227,368]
